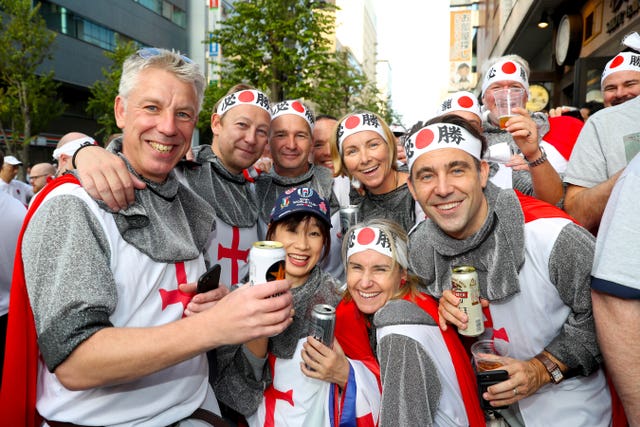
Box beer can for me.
[339,205,360,235]
[249,241,286,285]
[308,304,336,347]
[451,265,484,337]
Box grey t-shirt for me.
[565,95,640,188]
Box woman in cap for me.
[331,111,424,232]
[306,218,485,426]
[214,187,380,426]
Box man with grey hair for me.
[479,54,563,206]
[0,47,293,426]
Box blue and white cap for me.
[270,187,331,226]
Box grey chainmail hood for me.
[95,139,216,263]
[254,163,337,223]
[409,181,524,302]
[269,266,341,359]
[181,144,260,228]
[358,183,417,233]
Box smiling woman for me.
[331,111,425,232]
[328,218,485,427]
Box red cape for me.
[0,174,80,426]
[542,115,584,161]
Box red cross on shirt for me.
[217,226,249,284]
[482,306,510,342]
[159,262,193,318]
[263,353,294,427]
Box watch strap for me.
[525,145,548,168]
[534,353,564,384]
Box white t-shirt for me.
[0,179,33,205]
[591,152,640,297]
[0,191,26,315]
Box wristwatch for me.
[535,353,564,384]
[525,146,548,168]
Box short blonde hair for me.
[330,111,399,180]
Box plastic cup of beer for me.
[471,339,510,372]
[493,88,525,129]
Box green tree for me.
[211,0,337,102]
[86,41,137,144]
[208,0,397,119]
[196,82,228,141]
[0,0,64,172]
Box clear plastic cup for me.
[471,339,510,372]
[493,88,525,129]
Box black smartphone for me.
[477,369,509,410]
[197,264,221,294]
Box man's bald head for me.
[30,162,56,193]
[57,132,93,149]
[54,132,97,175]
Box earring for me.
[400,278,407,287]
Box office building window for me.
[39,0,138,52]
[134,0,187,28]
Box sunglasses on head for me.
[136,47,193,64]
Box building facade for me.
[474,0,640,110]
[8,0,381,163]
[20,0,196,162]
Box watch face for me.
[551,369,564,383]
[527,84,550,112]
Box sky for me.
[373,0,451,128]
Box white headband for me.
[601,52,640,87]
[52,137,97,161]
[435,91,481,121]
[271,100,315,131]
[337,113,387,153]
[346,226,393,260]
[481,59,529,95]
[405,123,482,172]
[216,89,271,116]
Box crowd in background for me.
[0,30,639,427]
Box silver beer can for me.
[249,241,286,285]
[451,265,484,337]
[339,205,360,235]
[309,304,336,347]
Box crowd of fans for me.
[0,30,639,427]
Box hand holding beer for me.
[494,88,525,129]
[300,337,350,388]
[437,289,490,332]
